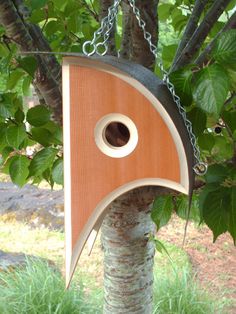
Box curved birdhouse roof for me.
[62,55,195,286]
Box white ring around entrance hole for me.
[94,113,138,158]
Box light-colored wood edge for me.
[62,56,190,287]
[67,179,187,287]
[62,62,73,287]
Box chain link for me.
[83,0,121,56]
[82,0,207,176]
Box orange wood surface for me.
[68,64,180,249]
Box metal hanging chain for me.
[83,0,207,176]
[83,0,122,56]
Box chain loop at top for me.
[83,0,121,56]
[82,0,207,176]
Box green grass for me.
[0,222,231,314]
[152,242,229,314]
[0,248,229,314]
[153,266,228,314]
[0,258,102,314]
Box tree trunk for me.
[0,0,62,123]
[101,187,157,313]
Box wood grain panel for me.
[69,65,180,248]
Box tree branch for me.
[28,25,62,86]
[224,92,236,108]
[99,0,116,56]
[12,0,61,88]
[196,11,236,66]
[171,0,232,72]
[0,0,62,124]
[120,2,132,59]
[130,0,158,70]
[172,0,208,69]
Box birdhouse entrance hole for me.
[104,122,130,147]
[94,113,138,158]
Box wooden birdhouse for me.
[62,55,194,286]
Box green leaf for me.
[202,187,230,241]
[31,127,53,147]
[26,105,51,127]
[0,93,23,116]
[193,64,230,115]
[222,110,236,133]
[187,107,206,137]
[6,70,25,90]
[226,0,236,11]
[29,147,58,177]
[213,30,236,65]
[31,0,47,10]
[67,13,79,33]
[151,196,173,230]
[14,108,25,123]
[171,8,188,32]
[32,175,44,185]
[0,103,11,119]
[45,20,64,36]
[22,76,32,96]
[229,187,236,244]
[1,155,14,174]
[199,183,220,223]
[43,121,63,145]
[1,146,14,161]
[150,236,175,269]
[205,164,229,184]
[162,44,178,63]
[29,8,45,23]
[170,67,193,107]
[209,21,225,39]
[18,57,37,77]
[51,127,63,145]
[53,0,67,10]
[9,155,30,187]
[0,123,7,151]
[158,4,173,21]
[6,125,27,149]
[175,194,200,222]
[198,133,215,152]
[153,238,170,258]
[52,158,63,185]
[43,168,54,188]
[227,69,236,90]
[212,136,234,160]
[0,43,9,57]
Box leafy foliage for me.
[9,155,30,187]
[193,64,230,115]
[151,196,173,230]
[0,92,62,187]
[153,24,236,243]
[28,147,58,177]
[26,105,51,127]
[213,30,236,65]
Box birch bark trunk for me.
[102,187,157,314]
